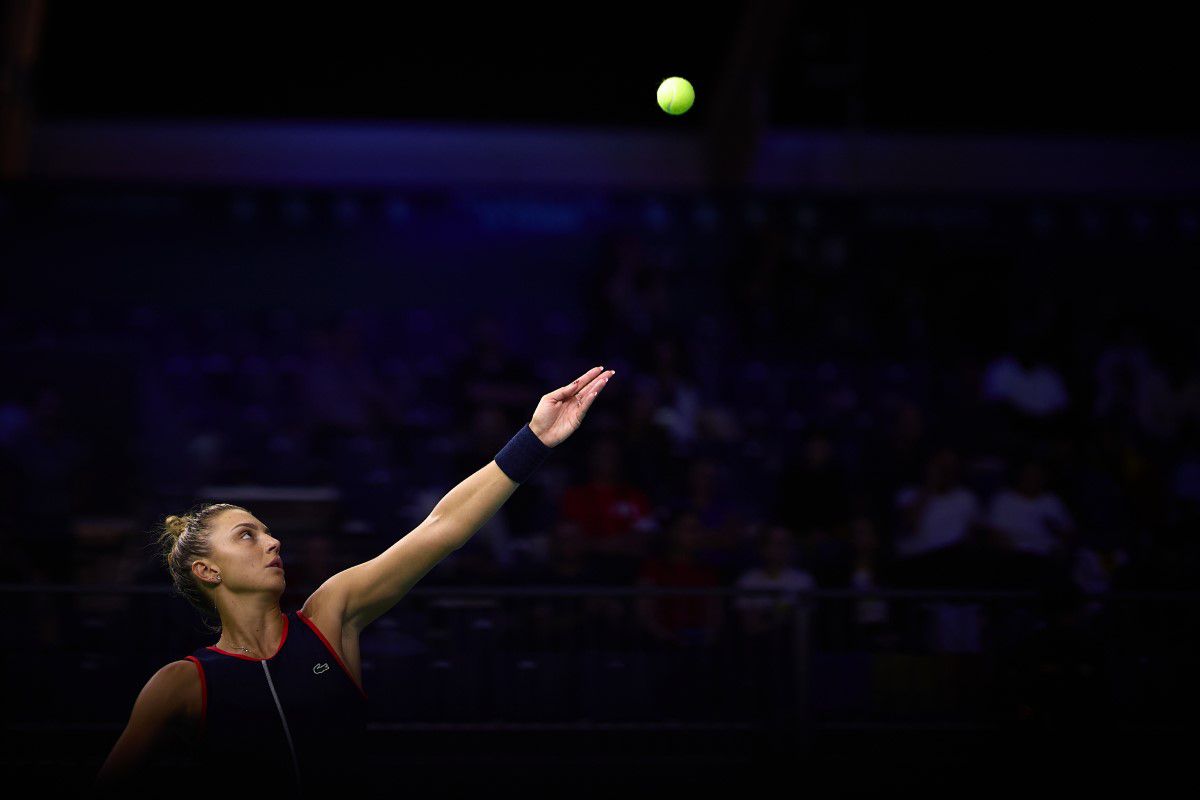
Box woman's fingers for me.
[577,370,613,403]
[578,367,619,407]
[555,366,604,400]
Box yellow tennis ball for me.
[657,77,695,115]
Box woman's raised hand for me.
[528,365,615,448]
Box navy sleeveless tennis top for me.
[183,608,368,794]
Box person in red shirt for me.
[635,510,726,721]
[560,438,655,582]
[635,510,724,648]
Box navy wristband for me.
[494,423,552,484]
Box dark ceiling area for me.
[29,3,1200,139]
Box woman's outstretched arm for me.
[313,366,615,633]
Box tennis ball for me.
[657,77,695,115]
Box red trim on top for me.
[205,611,289,661]
[184,655,207,739]
[296,607,369,700]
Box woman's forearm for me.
[428,460,521,551]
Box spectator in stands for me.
[980,457,1077,591]
[985,459,1076,559]
[848,514,892,645]
[560,437,656,583]
[446,312,542,425]
[734,524,815,635]
[1093,320,1200,445]
[665,455,745,582]
[635,510,723,648]
[618,374,677,490]
[506,521,609,650]
[523,519,608,589]
[10,386,84,583]
[799,522,857,590]
[301,317,393,436]
[773,427,851,539]
[645,336,703,453]
[894,446,984,560]
[1093,322,1158,436]
[862,398,929,522]
[1170,419,1200,510]
[981,331,1070,418]
[1139,340,1200,445]
[636,510,725,721]
[733,523,812,724]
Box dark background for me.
[2,2,1198,797]
[31,4,1200,138]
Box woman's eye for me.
[241,531,252,539]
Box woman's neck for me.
[216,603,285,657]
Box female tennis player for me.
[95,365,615,797]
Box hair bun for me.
[164,514,189,540]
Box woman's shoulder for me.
[160,658,204,728]
[155,659,200,690]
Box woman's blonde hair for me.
[156,502,247,634]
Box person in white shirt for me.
[735,525,815,633]
[893,448,992,652]
[1093,324,1200,442]
[849,515,890,628]
[734,524,814,722]
[981,336,1070,419]
[894,447,985,559]
[985,459,1075,558]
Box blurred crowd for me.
[2,208,1199,669]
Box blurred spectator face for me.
[925,448,959,491]
[1161,345,1197,390]
[894,402,923,443]
[1014,331,1046,369]
[653,338,679,374]
[630,381,659,425]
[667,512,703,558]
[762,526,795,569]
[33,387,64,431]
[1017,461,1047,496]
[473,405,508,441]
[473,315,505,359]
[804,432,833,468]
[307,328,335,358]
[550,521,585,564]
[588,439,621,482]
[333,316,365,359]
[688,458,719,496]
[849,515,879,556]
[615,232,644,268]
[1113,362,1137,398]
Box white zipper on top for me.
[260,660,302,787]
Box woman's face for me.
[195,509,285,591]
